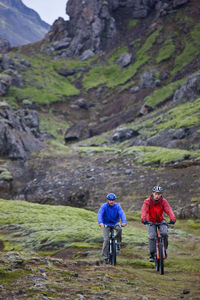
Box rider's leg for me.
[114,222,122,250]
[102,227,110,261]
[160,222,168,249]
[148,224,157,259]
[114,222,122,243]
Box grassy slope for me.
[2,2,199,168]
[0,199,199,299]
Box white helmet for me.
[152,185,163,193]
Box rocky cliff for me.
[44,0,189,58]
[0,0,50,46]
[0,0,200,214]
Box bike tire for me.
[109,239,112,264]
[111,239,117,265]
[159,243,164,275]
[155,256,159,272]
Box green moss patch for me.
[123,146,191,165]
[144,78,186,109]
[0,267,25,285]
[156,39,175,63]
[156,97,200,130]
[127,19,138,30]
[6,55,81,105]
[172,24,200,75]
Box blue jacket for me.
[97,202,127,226]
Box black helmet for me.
[152,185,163,193]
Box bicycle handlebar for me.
[105,224,122,229]
[144,221,172,226]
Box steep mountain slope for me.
[0,0,200,212]
[0,0,50,46]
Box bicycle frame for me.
[156,226,166,260]
[145,221,170,275]
[105,225,118,265]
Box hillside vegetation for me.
[0,199,199,299]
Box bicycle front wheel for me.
[111,239,117,265]
[159,243,164,275]
[155,256,159,272]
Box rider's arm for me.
[97,204,106,225]
[118,204,127,226]
[141,199,149,223]
[163,199,176,222]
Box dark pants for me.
[102,223,122,260]
[148,221,168,255]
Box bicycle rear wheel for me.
[159,243,164,275]
[111,239,117,265]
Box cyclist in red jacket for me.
[141,185,176,261]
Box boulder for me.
[112,127,139,142]
[140,71,156,88]
[130,86,140,94]
[64,122,91,143]
[0,74,12,96]
[139,104,153,115]
[57,68,75,77]
[155,1,169,18]
[173,72,200,103]
[74,98,88,110]
[80,49,95,61]
[117,52,132,67]
[173,0,189,8]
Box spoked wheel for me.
[159,243,164,275]
[111,239,117,265]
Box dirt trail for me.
[0,221,199,299]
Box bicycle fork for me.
[156,228,166,259]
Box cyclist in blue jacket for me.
[97,193,127,264]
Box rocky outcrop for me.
[21,179,90,207]
[0,102,45,159]
[0,38,10,53]
[175,202,200,219]
[173,73,200,103]
[42,0,191,58]
[65,122,91,143]
[0,54,31,96]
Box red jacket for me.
[141,195,176,223]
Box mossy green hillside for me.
[5,54,98,106]
[82,27,162,90]
[123,146,191,165]
[172,23,200,75]
[0,199,146,251]
[129,96,200,140]
[144,78,186,109]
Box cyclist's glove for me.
[143,220,148,225]
[169,220,175,224]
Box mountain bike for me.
[145,221,172,275]
[105,225,119,265]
